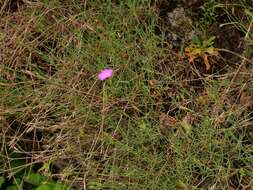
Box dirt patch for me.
[209,24,244,61]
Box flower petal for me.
[98,68,113,81]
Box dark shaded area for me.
[155,0,179,18]
[5,115,43,152]
[31,53,57,77]
[0,0,24,13]
[209,23,244,57]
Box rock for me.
[166,7,194,42]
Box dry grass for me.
[0,0,253,189]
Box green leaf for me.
[245,9,253,18]
[176,180,187,188]
[38,162,50,173]
[205,36,216,46]
[191,34,201,46]
[9,152,26,177]
[25,173,50,186]
[53,183,74,190]
[138,120,147,129]
[88,181,103,190]
[36,183,55,190]
[180,121,192,134]
[12,177,22,186]
[36,182,74,190]
[6,185,19,190]
[0,176,6,188]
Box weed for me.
[185,35,219,70]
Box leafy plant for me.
[0,176,6,189]
[185,35,219,70]
[0,150,75,190]
[0,172,75,190]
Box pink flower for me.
[97,68,113,81]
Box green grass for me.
[0,0,253,189]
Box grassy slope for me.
[0,0,253,189]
